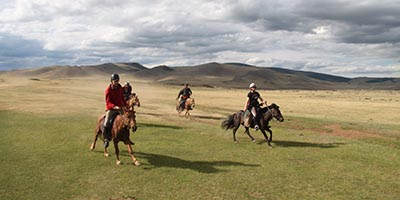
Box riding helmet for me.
[249,83,257,89]
[111,73,120,81]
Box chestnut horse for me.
[221,103,284,147]
[177,98,195,118]
[90,107,140,166]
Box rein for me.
[264,106,276,120]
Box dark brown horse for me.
[177,98,195,118]
[90,107,140,166]
[221,103,284,147]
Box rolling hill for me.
[2,62,399,90]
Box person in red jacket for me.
[103,73,126,148]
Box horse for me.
[177,98,195,118]
[221,103,284,147]
[90,107,140,166]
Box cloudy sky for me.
[1,0,399,77]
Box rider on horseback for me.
[176,83,192,110]
[244,83,267,131]
[123,81,133,101]
[103,73,126,148]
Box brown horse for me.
[90,107,140,166]
[221,103,284,147]
[177,98,195,118]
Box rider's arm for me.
[244,97,249,111]
[177,89,183,100]
[259,96,267,105]
[105,87,116,110]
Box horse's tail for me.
[221,113,236,130]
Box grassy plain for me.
[0,75,399,199]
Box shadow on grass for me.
[269,140,346,148]
[135,152,260,173]
[140,112,172,117]
[193,115,226,120]
[138,122,183,129]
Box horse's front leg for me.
[185,110,190,118]
[260,129,272,147]
[103,131,110,157]
[103,146,109,157]
[244,127,256,142]
[266,128,273,144]
[127,143,140,166]
[114,140,121,165]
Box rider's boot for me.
[103,126,111,148]
[253,115,260,131]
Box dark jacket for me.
[177,87,192,99]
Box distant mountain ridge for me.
[2,62,399,90]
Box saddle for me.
[243,110,252,127]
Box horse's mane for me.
[261,103,279,113]
[127,94,140,109]
[269,103,278,108]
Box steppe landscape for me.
[1,64,399,199]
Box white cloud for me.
[0,0,399,77]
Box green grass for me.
[1,110,399,200]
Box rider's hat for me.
[111,73,120,81]
[249,83,257,89]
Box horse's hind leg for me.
[127,143,140,166]
[90,126,101,151]
[232,127,238,143]
[244,127,256,142]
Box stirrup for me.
[254,125,259,131]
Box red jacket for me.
[105,83,126,110]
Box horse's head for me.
[266,103,284,122]
[128,94,140,108]
[188,98,195,109]
[123,109,137,132]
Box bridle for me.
[122,109,136,128]
[265,106,278,120]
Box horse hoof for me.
[116,160,121,165]
[252,139,256,143]
[104,153,109,157]
[134,160,141,166]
